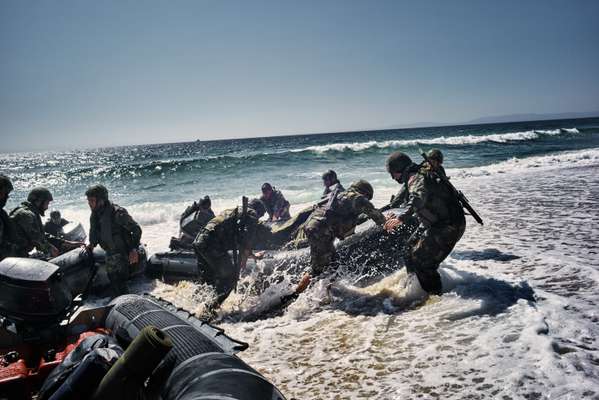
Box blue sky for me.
[1,0,598,152]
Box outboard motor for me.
[106,295,286,400]
[0,257,72,324]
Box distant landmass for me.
[383,110,599,130]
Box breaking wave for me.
[451,147,599,178]
[291,128,580,154]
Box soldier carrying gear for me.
[260,183,291,221]
[424,148,447,178]
[382,151,420,210]
[10,187,80,258]
[0,174,17,261]
[192,198,272,308]
[248,198,266,219]
[383,151,466,296]
[86,184,142,296]
[171,195,216,250]
[321,170,345,199]
[180,195,213,222]
[295,180,386,294]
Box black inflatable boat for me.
[47,245,148,295]
[0,256,286,399]
[147,208,415,287]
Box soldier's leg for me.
[213,254,238,305]
[307,229,336,276]
[197,250,237,306]
[105,253,130,296]
[405,223,465,295]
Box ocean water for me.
[2,118,599,398]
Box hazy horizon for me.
[2,0,598,152]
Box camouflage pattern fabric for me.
[304,189,386,275]
[321,181,344,199]
[261,189,291,220]
[0,209,17,261]
[89,201,141,294]
[399,168,466,294]
[193,207,272,303]
[404,223,465,295]
[9,201,56,256]
[105,253,130,295]
[196,247,238,306]
[44,218,69,237]
[89,201,142,256]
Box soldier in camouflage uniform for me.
[296,180,386,292]
[44,210,69,237]
[86,184,142,296]
[424,148,446,178]
[0,174,17,261]
[321,170,344,199]
[193,199,272,306]
[10,188,78,258]
[260,183,291,221]
[384,151,465,295]
[384,149,446,211]
[170,195,215,250]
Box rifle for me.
[419,149,484,225]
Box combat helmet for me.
[199,195,211,208]
[0,174,13,193]
[427,149,444,164]
[27,187,53,203]
[386,151,413,174]
[350,180,374,200]
[248,198,266,219]
[322,170,338,182]
[85,184,109,201]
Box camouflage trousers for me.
[304,212,337,276]
[195,248,239,306]
[404,219,466,295]
[105,253,130,296]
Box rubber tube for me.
[92,325,172,399]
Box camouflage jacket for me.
[9,201,57,256]
[316,189,386,239]
[321,182,344,199]
[401,169,464,227]
[0,208,17,260]
[193,207,272,254]
[261,189,290,220]
[89,201,142,255]
[44,218,69,237]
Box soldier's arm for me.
[115,209,142,248]
[88,215,99,247]
[0,218,7,254]
[15,213,53,253]
[0,218,17,257]
[0,217,4,246]
[356,197,386,226]
[273,192,289,218]
[404,174,437,225]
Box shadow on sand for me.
[451,248,521,262]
